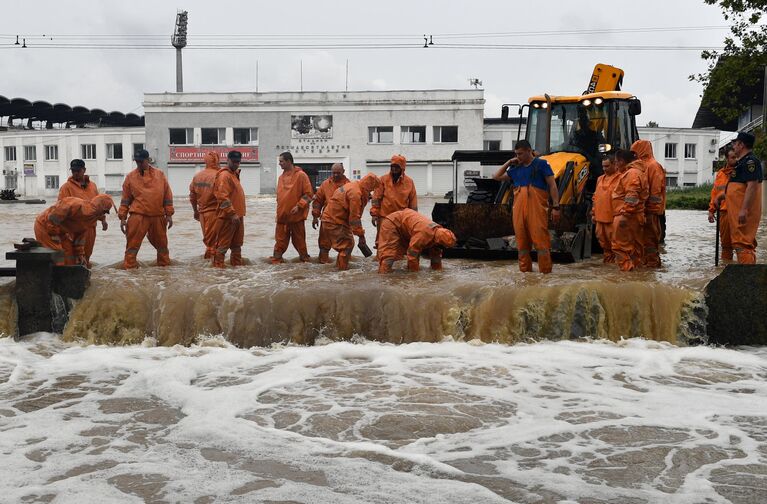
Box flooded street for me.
[1,197,767,502]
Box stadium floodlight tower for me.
[171,10,188,92]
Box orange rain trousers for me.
[318,223,333,263]
[726,182,762,264]
[273,222,309,262]
[512,186,552,274]
[323,222,354,270]
[709,169,733,261]
[718,211,733,261]
[595,222,615,264]
[124,214,170,269]
[213,218,244,267]
[641,214,663,267]
[612,214,644,271]
[198,211,218,259]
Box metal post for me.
[175,48,183,92]
[452,159,458,204]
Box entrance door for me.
[297,163,333,190]
[24,175,37,197]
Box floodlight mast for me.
[171,10,188,92]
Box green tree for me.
[646,121,659,128]
[691,0,767,122]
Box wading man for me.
[377,208,457,273]
[631,139,666,267]
[321,173,380,270]
[189,151,221,259]
[493,140,560,273]
[592,154,621,264]
[118,149,174,269]
[721,131,763,264]
[312,163,350,263]
[212,151,246,268]
[370,154,418,249]
[709,147,737,261]
[611,149,648,272]
[58,159,107,267]
[272,151,313,263]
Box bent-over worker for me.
[377,208,457,273]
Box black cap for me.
[133,149,150,161]
[736,131,756,148]
[228,150,242,161]
[70,159,85,169]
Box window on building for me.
[4,146,17,162]
[368,126,394,144]
[5,176,17,189]
[23,145,36,161]
[666,177,678,188]
[45,175,59,189]
[81,144,96,160]
[684,143,696,159]
[133,143,144,154]
[44,145,58,161]
[683,182,696,187]
[201,128,226,145]
[664,143,677,159]
[169,128,193,145]
[233,128,258,145]
[106,143,123,160]
[401,126,426,144]
[483,140,501,151]
[434,126,458,143]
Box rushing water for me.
[1,198,767,502]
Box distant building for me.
[636,127,721,187]
[143,90,485,197]
[0,127,145,197]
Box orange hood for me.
[631,140,655,163]
[434,227,456,248]
[205,151,220,170]
[391,154,407,172]
[359,173,380,192]
[92,194,115,213]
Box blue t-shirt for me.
[506,157,554,191]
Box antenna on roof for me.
[469,78,482,88]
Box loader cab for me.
[526,92,641,164]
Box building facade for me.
[143,90,485,197]
[0,127,145,196]
[636,127,720,187]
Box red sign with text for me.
[169,146,259,163]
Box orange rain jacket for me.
[276,166,313,224]
[190,152,221,214]
[378,209,457,272]
[593,172,621,224]
[312,175,350,219]
[34,195,114,264]
[612,160,648,217]
[322,174,380,236]
[631,140,666,215]
[118,165,175,220]
[214,167,247,218]
[709,167,733,213]
[58,175,99,201]
[370,154,418,219]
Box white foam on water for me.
[1,335,766,503]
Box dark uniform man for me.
[720,131,763,264]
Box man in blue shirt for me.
[493,140,561,273]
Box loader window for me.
[611,101,633,150]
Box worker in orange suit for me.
[34,194,115,266]
[118,149,174,269]
[189,151,221,259]
[271,151,313,263]
[57,159,107,267]
[312,163,350,263]
[370,154,418,249]
[321,173,380,270]
[631,139,666,267]
[212,150,246,268]
[492,140,560,273]
[592,155,621,263]
[611,149,648,271]
[377,208,457,273]
[708,147,737,261]
[718,131,763,264]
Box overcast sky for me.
[2,0,731,128]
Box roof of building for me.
[0,96,144,129]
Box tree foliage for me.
[691,0,767,121]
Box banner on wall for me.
[169,146,259,163]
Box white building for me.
[143,90,485,197]
[0,127,145,197]
[636,127,721,187]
